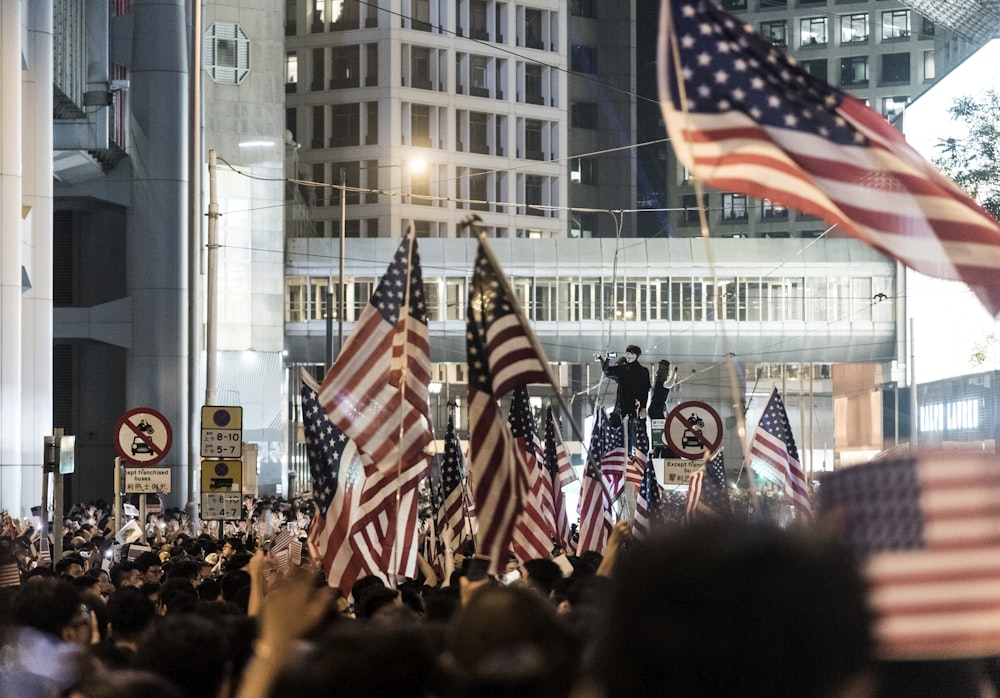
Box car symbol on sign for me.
[132,436,154,456]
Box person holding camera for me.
[598,345,651,421]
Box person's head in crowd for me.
[352,574,388,607]
[356,586,401,621]
[134,551,163,585]
[105,586,156,650]
[71,574,103,601]
[13,577,92,646]
[110,561,142,589]
[443,584,580,698]
[56,553,86,579]
[220,570,252,614]
[521,558,562,598]
[23,565,57,583]
[133,614,232,698]
[165,558,200,584]
[222,552,252,574]
[424,586,462,625]
[196,559,215,583]
[85,568,115,598]
[270,622,439,698]
[591,520,875,698]
[197,578,223,603]
[572,550,603,578]
[160,577,198,616]
[221,537,245,559]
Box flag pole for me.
[389,223,419,587]
[666,9,760,514]
[460,214,622,520]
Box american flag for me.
[685,449,732,523]
[749,389,810,517]
[633,458,664,541]
[818,453,1000,659]
[626,417,650,488]
[658,0,1000,317]
[577,416,614,554]
[318,231,433,477]
[437,414,472,551]
[0,562,19,588]
[38,534,51,564]
[302,370,365,594]
[349,450,427,583]
[467,240,553,573]
[543,406,576,553]
[601,413,628,501]
[509,386,556,562]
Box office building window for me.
[881,53,910,84]
[920,17,935,38]
[923,50,935,81]
[882,10,910,40]
[760,20,787,48]
[571,157,597,185]
[285,52,298,93]
[840,55,869,87]
[311,105,325,149]
[524,8,543,48]
[330,45,359,89]
[761,199,788,219]
[571,102,597,129]
[681,194,707,224]
[470,0,489,39]
[330,104,360,146]
[722,193,748,221]
[471,54,489,96]
[799,59,827,80]
[525,175,544,216]
[720,0,747,9]
[840,13,868,44]
[311,48,325,91]
[800,17,827,46]
[570,0,596,18]
[525,119,543,160]
[882,96,908,120]
[571,45,597,73]
[524,63,543,104]
[469,111,489,153]
[410,104,431,147]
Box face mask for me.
[625,352,637,363]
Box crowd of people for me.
[1,490,999,697]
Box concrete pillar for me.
[21,0,54,516]
[0,0,24,513]
[128,0,189,504]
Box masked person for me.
[599,345,651,422]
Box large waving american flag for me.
[302,370,365,594]
[467,239,554,573]
[749,389,811,517]
[818,454,1000,659]
[658,0,1000,316]
[318,230,433,475]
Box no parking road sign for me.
[115,407,173,466]
[664,401,723,460]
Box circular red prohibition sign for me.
[114,407,173,466]
[664,401,723,460]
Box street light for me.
[332,158,428,368]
